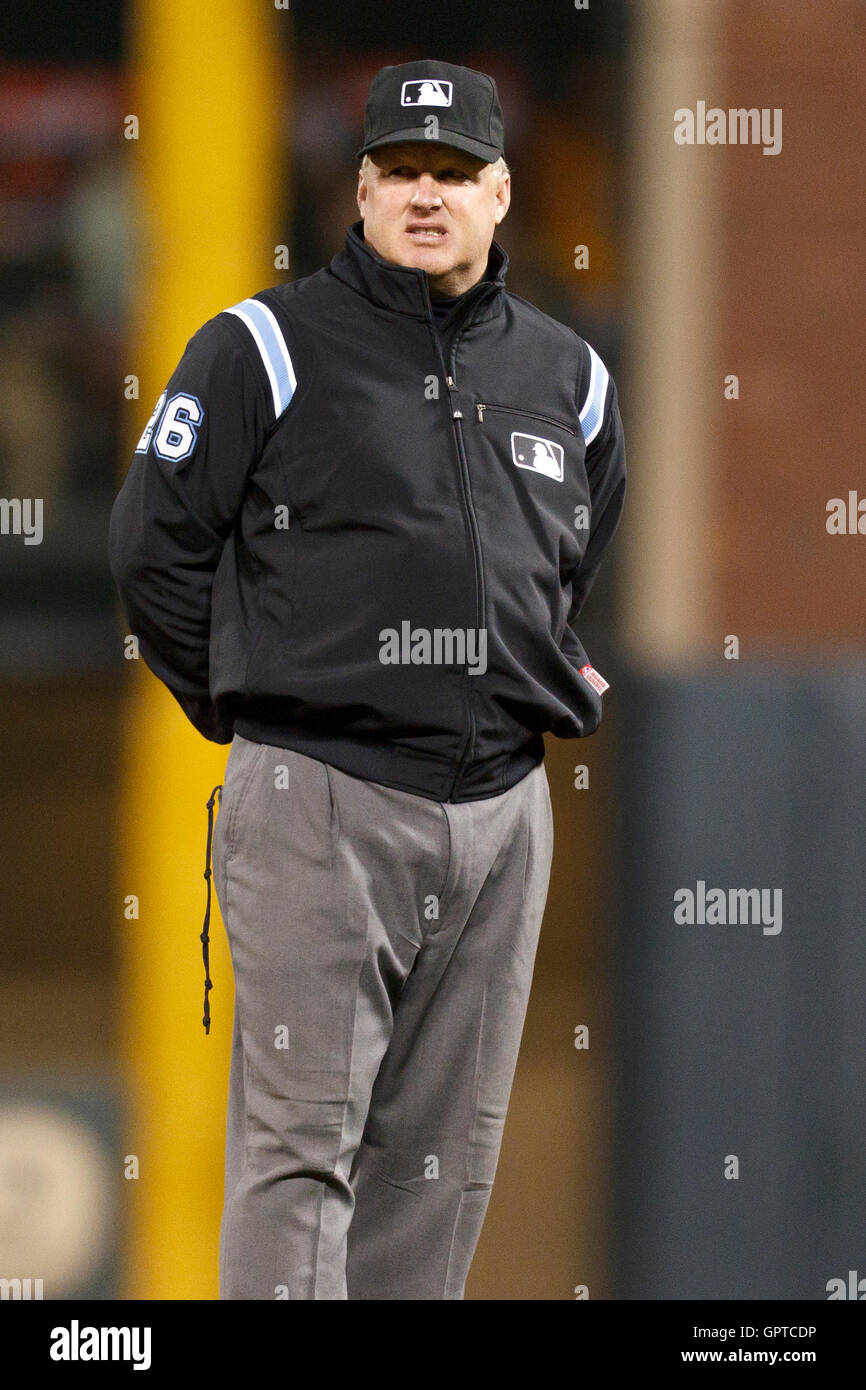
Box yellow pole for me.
[118,0,285,1298]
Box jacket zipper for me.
[424,312,483,801]
[446,335,484,800]
[476,401,577,435]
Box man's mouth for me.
[406,226,448,242]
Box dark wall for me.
[611,666,866,1298]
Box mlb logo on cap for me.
[357,60,506,164]
[401,79,453,107]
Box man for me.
[109,58,626,1300]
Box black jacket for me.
[108,219,626,802]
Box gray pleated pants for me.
[212,733,554,1300]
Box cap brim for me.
[356,128,501,164]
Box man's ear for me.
[494,175,511,223]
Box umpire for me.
[109,58,626,1299]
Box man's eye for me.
[385,166,470,180]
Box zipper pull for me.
[446,375,454,387]
[476,403,486,422]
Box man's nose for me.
[410,174,443,207]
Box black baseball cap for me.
[357,59,506,165]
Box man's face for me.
[357,142,510,297]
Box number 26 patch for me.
[135,391,204,462]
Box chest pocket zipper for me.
[475,401,577,435]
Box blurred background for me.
[0,0,863,1300]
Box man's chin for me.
[395,246,455,274]
[366,232,471,291]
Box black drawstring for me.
[201,784,222,1034]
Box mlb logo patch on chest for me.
[511,432,564,481]
[401,79,453,107]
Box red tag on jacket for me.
[579,663,610,695]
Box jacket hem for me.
[232,716,545,803]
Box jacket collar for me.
[329,218,508,326]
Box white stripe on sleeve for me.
[579,342,610,447]
[225,298,296,419]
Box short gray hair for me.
[360,152,510,181]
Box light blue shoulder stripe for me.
[579,342,610,447]
[225,297,296,420]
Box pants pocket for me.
[221,736,269,863]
